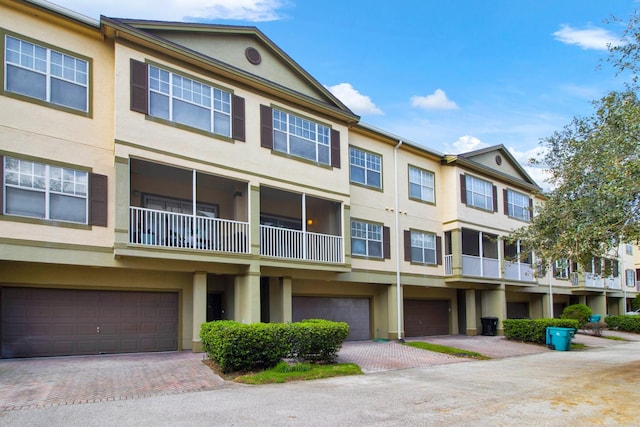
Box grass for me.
[570,342,586,350]
[403,341,491,360]
[233,361,362,384]
[601,335,629,341]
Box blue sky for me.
[50,0,637,187]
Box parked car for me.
[625,308,640,315]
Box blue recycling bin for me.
[546,327,575,351]
[588,314,601,322]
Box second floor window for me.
[505,189,531,221]
[273,109,330,165]
[148,65,231,137]
[4,35,89,112]
[463,175,495,211]
[3,156,88,224]
[409,166,435,203]
[410,231,436,264]
[350,147,381,188]
[351,220,382,258]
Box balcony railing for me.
[584,273,604,288]
[503,261,536,282]
[605,276,621,290]
[260,225,343,263]
[129,207,249,254]
[462,255,500,278]
[444,254,453,275]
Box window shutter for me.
[436,235,443,265]
[0,155,4,215]
[492,185,498,212]
[330,129,341,168]
[404,230,412,262]
[383,226,391,259]
[130,59,148,114]
[90,173,108,227]
[503,189,509,216]
[529,198,534,219]
[460,174,467,204]
[232,95,245,142]
[260,105,273,149]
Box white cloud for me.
[448,135,487,153]
[327,83,383,115]
[553,25,620,51]
[50,0,286,22]
[410,89,458,110]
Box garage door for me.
[507,302,530,319]
[404,299,450,337]
[292,296,370,341]
[1,288,178,358]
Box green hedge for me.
[605,315,640,333]
[200,319,349,373]
[503,318,579,344]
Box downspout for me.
[394,140,404,342]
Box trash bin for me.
[588,314,601,323]
[481,317,499,336]
[546,327,575,351]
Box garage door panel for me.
[292,296,370,341]
[1,288,178,358]
[404,300,450,337]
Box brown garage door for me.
[404,299,450,337]
[507,302,530,319]
[292,296,370,341]
[1,288,178,358]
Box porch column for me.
[482,286,506,335]
[234,263,261,323]
[618,297,627,316]
[192,271,207,352]
[268,276,292,323]
[387,283,403,340]
[465,289,477,336]
[450,228,463,276]
[589,294,607,318]
[540,293,552,318]
[114,157,130,246]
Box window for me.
[626,244,633,255]
[4,35,89,112]
[272,109,331,165]
[148,65,231,137]
[3,156,88,223]
[350,147,381,188]
[505,189,531,221]
[463,175,495,211]
[409,166,434,203]
[554,259,572,279]
[351,220,382,258]
[626,269,636,287]
[410,231,436,264]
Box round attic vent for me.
[245,47,262,65]
[495,155,502,165]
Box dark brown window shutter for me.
[260,105,273,149]
[460,174,467,204]
[529,198,534,219]
[503,189,509,216]
[232,95,245,142]
[404,230,412,262]
[90,173,108,227]
[492,185,498,212]
[330,129,341,168]
[383,226,391,259]
[0,155,4,215]
[130,59,148,114]
[436,235,443,265]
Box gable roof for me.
[100,17,359,125]
[443,144,542,193]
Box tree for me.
[513,11,640,271]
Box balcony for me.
[504,261,535,281]
[260,225,343,263]
[130,206,249,253]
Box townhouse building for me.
[1,0,637,358]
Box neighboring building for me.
[1,0,637,358]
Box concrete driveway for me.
[1,331,638,411]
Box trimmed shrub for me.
[605,315,640,333]
[200,319,349,373]
[503,318,579,344]
[561,304,592,328]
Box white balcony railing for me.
[462,254,500,278]
[584,272,604,288]
[129,207,249,253]
[444,254,453,275]
[503,261,536,282]
[260,225,343,263]
[605,276,621,290]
